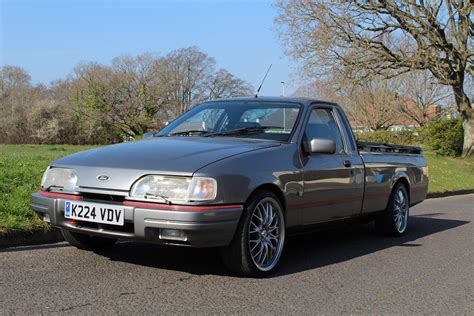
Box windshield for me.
[157,101,302,141]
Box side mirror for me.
[142,132,154,139]
[309,138,336,154]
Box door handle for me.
[343,160,351,167]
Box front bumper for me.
[31,192,243,247]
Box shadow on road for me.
[87,214,469,277]
[275,214,468,277]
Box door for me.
[300,107,364,224]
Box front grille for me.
[81,193,125,203]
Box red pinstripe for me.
[38,191,242,212]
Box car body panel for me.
[194,143,304,227]
[52,137,281,193]
[297,152,365,223]
[31,97,429,247]
[360,152,428,213]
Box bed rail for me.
[357,141,422,155]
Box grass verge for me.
[0,144,94,233]
[424,151,474,193]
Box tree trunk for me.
[462,108,474,157]
[452,85,473,157]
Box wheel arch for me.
[246,183,287,214]
[393,177,410,202]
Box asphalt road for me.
[1,194,473,314]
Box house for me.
[349,97,441,132]
[388,98,441,131]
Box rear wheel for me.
[220,190,285,277]
[61,229,117,250]
[375,183,410,236]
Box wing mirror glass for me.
[309,138,336,154]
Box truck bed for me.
[358,142,428,214]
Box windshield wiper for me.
[211,126,284,137]
[168,130,215,137]
[144,192,172,204]
[44,185,65,192]
[168,126,284,137]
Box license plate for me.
[64,200,125,226]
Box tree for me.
[0,47,253,144]
[0,66,34,143]
[157,47,216,119]
[276,0,473,156]
[0,66,32,124]
[70,62,129,137]
[156,47,253,119]
[291,79,341,103]
[70,54,168,138]
[110,53,169,133]
[206,69,253,99]
[292,76,400,130]
[346,79,400,130]
[397,70,452,126]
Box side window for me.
[335,107,356,152]
[305,108,345,154]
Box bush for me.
[420,119,463,156]
[355,129,418,146]
[355,119,464,157]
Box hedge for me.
[355,119,463,156]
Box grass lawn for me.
[0,144,94,233]
[424,151,474,193]
[1,144,473,233]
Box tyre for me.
[220,190,285,277]
[61,229,117,250]
[375,182,410,236]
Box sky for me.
[1,0,301,96]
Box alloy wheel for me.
[393,188,409,233]
[248,198,285,271]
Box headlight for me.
[41,167,77,193]
[129,175,217,202]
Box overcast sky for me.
[1,0,301,96]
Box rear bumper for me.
[31,192,243,247]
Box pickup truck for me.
[31,97,428,277]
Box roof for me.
[206,96,338,107]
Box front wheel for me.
[220,190,285,277]
[61,229,117,250]
[375,183,410,236]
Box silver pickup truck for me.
[31,97,428,277]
